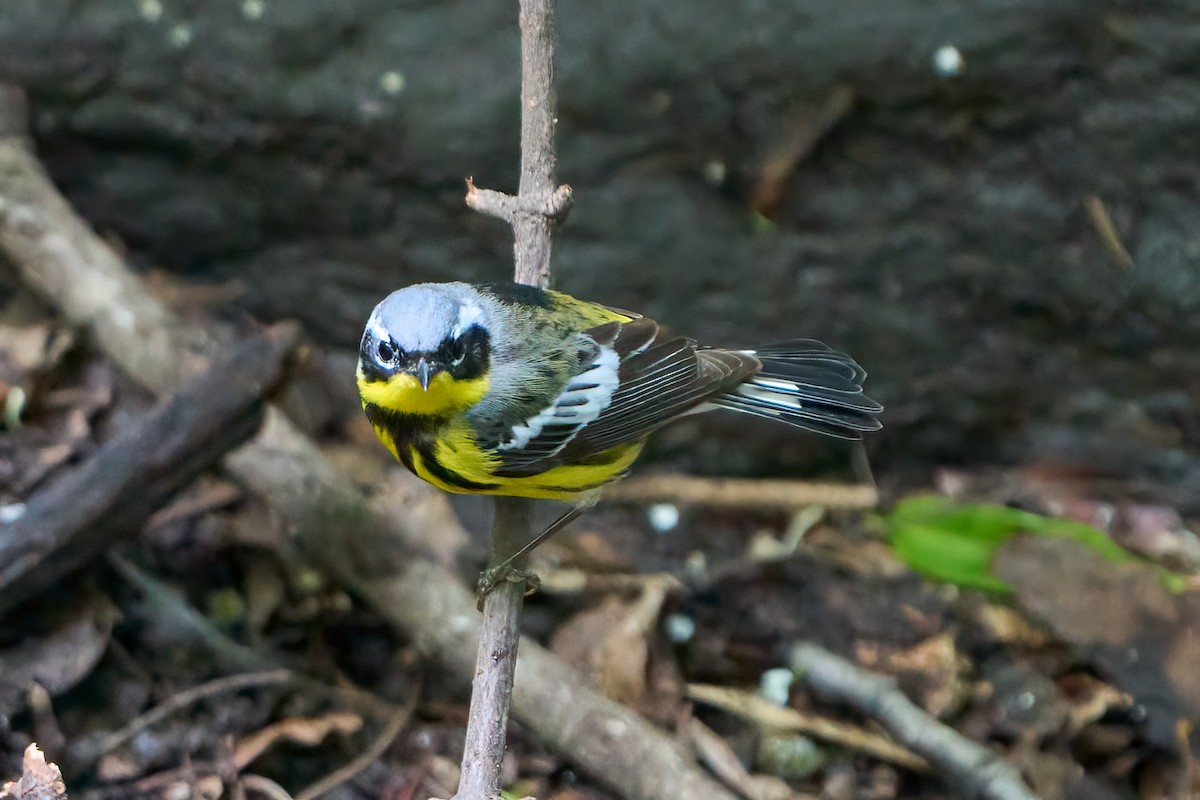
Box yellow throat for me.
[356,364,488,415]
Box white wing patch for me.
[498,344,621,453]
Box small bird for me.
[356,281,882,504]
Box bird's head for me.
[357,284,491,414]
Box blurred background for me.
[1,2,1198,800]
[2,0,1197,490]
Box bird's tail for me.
[710,339,883,439]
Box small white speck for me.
[379,70,406,95]
[241,0,265,20]
[663,613,695,643]
[358,99,385,119]
[167,23,193,48]
[759,667,794,706]
[450,614,474,634]
[0,503,26,524]
[647,503,679,532]
[138,0,163,21]
[604,719,627,738]
[1015,691,1036,711]
[932,44,964,77]
[703,159,727,186]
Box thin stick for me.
[686,683,928,772]
[456,499,533,800]
[512,0,563,286]
[92,671,293,760]
[605,474,879,510]
[791,643,1043,800]
[456,0,571,796]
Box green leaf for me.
[885,496,1186,593]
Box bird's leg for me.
[476,506,582,608]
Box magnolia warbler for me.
[356,281,882,508]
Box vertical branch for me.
[513,0,559,286]
[457,500,534,800]
[458,0,571,798]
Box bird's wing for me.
[488,317,758,477]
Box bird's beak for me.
[416,357,431,391]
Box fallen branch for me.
[0,323,299,617]
[0,86,736,800]
[605,474,878,510]
[790,643,1042,800]
[686,683,927,772]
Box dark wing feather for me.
[710,338,883,439]
[554,325,757,461]
[491,318,757,476]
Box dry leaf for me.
[994,535,1200,749]
[233,712,363,769]
[853,633,965,718]
[550,579,674,709]
[0,744,67,800]
[0,597,117,718]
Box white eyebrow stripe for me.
[499,342,620,454]
[366,308,390,343]
[452,303,484,337]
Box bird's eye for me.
[377,341,397,363]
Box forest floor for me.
[1,268,1198,800]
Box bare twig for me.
[465,1,572,288]
[91,671,294,762]
[686,683,928,772]
[752,84,855,217]
[605,474,879,510]
[511,0,569,286]
[790,644,1042,800]
[1084,194,1134,270]
[457,500,532,800]
[456,0,575,797]
[466,178,572,233]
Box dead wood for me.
[791,643,1042,800]
[0,323,300,617]
[606,474,879,510]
